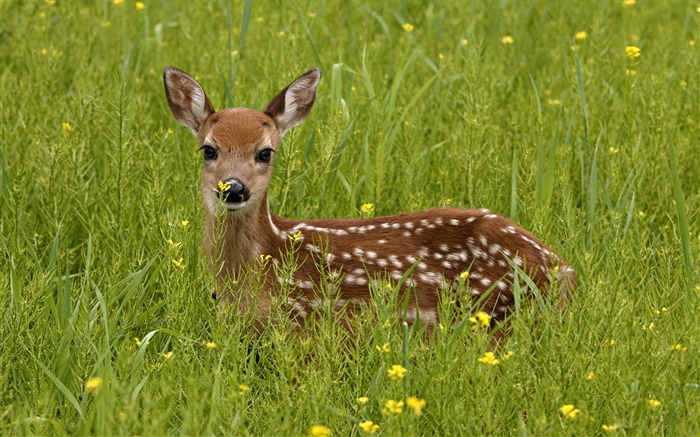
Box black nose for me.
[219,178,250,203]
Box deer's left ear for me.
[264,68,321,136]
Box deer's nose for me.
[219,178,250,203]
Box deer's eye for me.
[256,148,274,163]
[200,145,217,161]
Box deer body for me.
[164,66,575,331]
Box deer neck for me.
[204,194,280,278]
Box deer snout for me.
[218,178,250,204]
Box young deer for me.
[163,66,575,333]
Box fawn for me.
[163,66,575,333]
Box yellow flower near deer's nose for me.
[85,377,103,393]
[308,424,331,437]
[406,396,426,416]
[387,364,407,380]
[217,180,231,192]
[559,404,581,419]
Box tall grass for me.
[1,0,698,435]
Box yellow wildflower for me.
[166,239,181,249]
[607,339,616,346]
[503,350,515,360]
[289,230,303,242]
[501,35,514,45]
[586,371,595,380]
[469,311,491,331]
[643,322,654,332]
[308,425,331,437]
[548,99,561,106]
[85,377,103,393]
[459,271,469,281]
[559,404,581,419]
[162,351,174,359]
[180,220,189,227]
[360,203,375,214]
[623,0,636,5]
[680,80,688,88]
[671,343,687,352]
[113,0,124,5]
[171,258,185,269]
[136,2,145,10]
[259,254,272,263]
[205,341,217,350]
[359,420,379,433]
[460,38,469,46]
[238,384,251,394]
[625,46,641,61]
[356,396,369,405]
[478,351,500,366]
[438,53,445,60]
[387,364,407,380]
[62,122,73,133]
[602,424,619,432]
[406,396,426,416]
[45,0,56,5]
[217,180,231,192]
[376,343,390,353]
[625,69,637,76]
[575,31,587,40]
[647,398,661,408]
[609,147,619,154]
[134,337,142,346]
[403,23,414,32]
[382,399,404,416]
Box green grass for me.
[1,0,699,435]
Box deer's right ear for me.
[163,67,215,135]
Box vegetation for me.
[1,0,698,435]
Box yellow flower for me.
[387,364,407,380]
[459,271,469,281]
[679,80,688,88]
[501,35,514,44]
[547,98,561,106]
[217,180,231,192]
[308,425,331,437]
[360,203,375,214]
[376,343,390,353]
[625,46,641,61]
[469,311,491,331]
[238,384,251,394]
[478,351,500,366]
[357,396,369,405]
[609,147,619,154]
[134,337,142,346]
[62,122,73,133]
[289,230,303,242]
[406,396,426,416]
[460,38,469,46]
[85,377,103,393]
[45,0,56,5]
[205,341,217,350]
[671,343,688,352]
[607,339,616,346]
[135,1,145,10]
[559,404,581,419]
[166,239,181,249]
[586,371,595,380]
[438,53,445,60]
[180,220,189,227]
[503,350,515,360]
[647,398,661,408]
[625,69,637,76]
[259,254,272,263]
[575,31,587,41]
[403,23,414,32]
[359,420,379,433]
[382,399,404,416]
[112,0,124,5]
[171,258,185,269]
[643,322,654,332]
[602,424,619,432]
[623,0,636,5]
[162,351,174,359]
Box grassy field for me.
[1,0,699,435]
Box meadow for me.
[1,0,698,435]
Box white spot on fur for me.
[449,218,459,226]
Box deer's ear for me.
[264,68,321,136]
[163,67,215,135]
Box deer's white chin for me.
[225,201,247,211]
